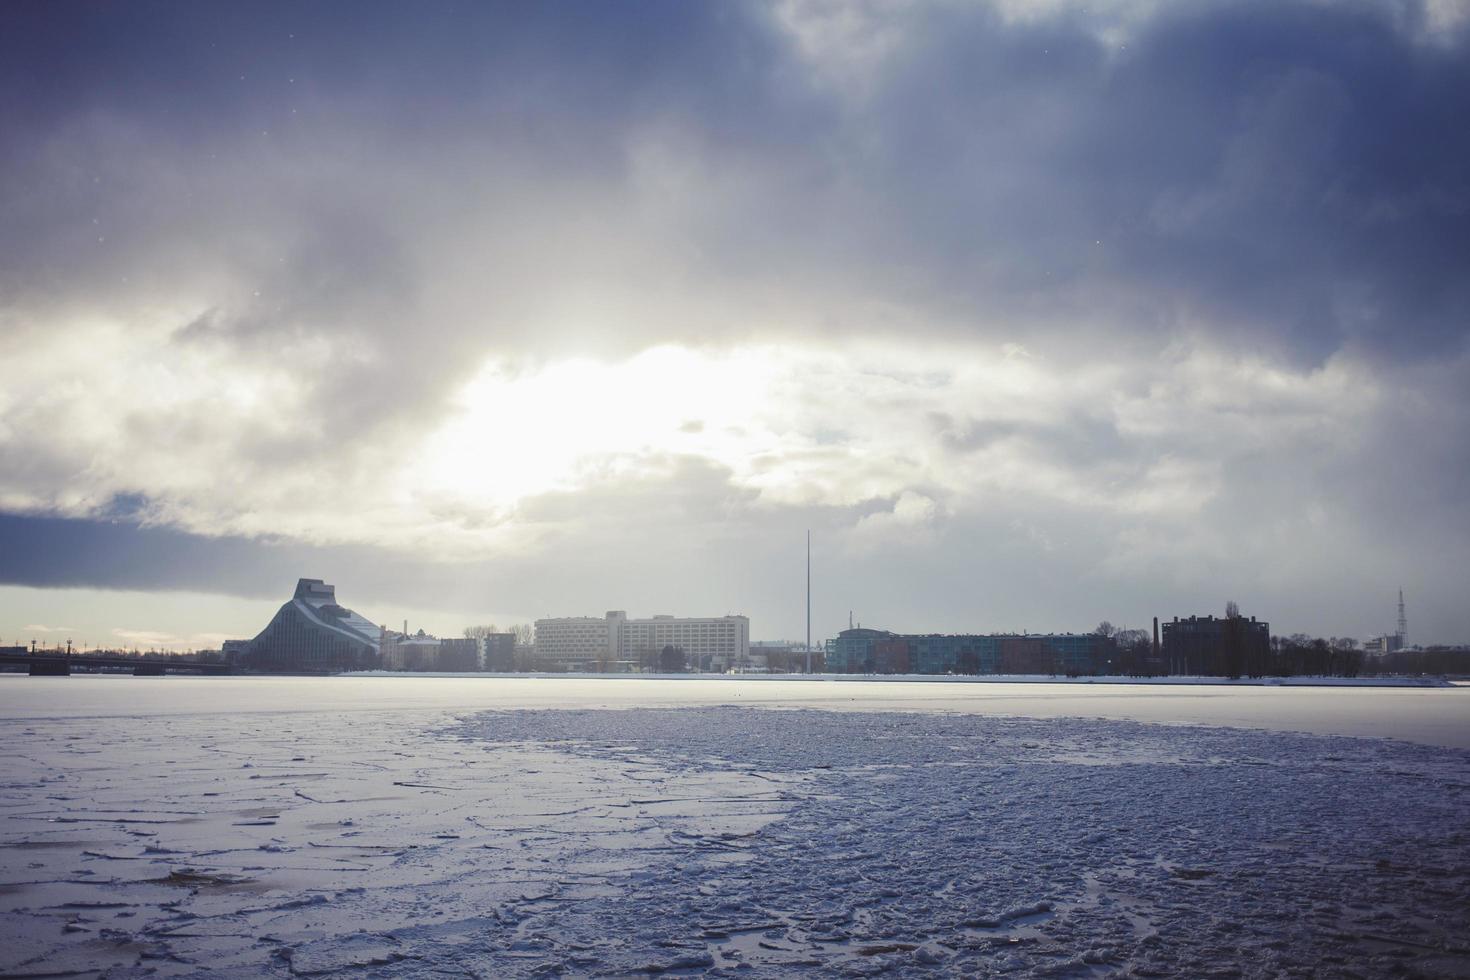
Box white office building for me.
[532,614,619,668]
[533,610,750,671]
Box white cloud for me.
[110,627,232,651]
[1,324,1440,575]
[849,491,942,550]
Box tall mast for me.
[805,530,811,674]
[1397,588,1408,647]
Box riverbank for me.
[347,670,1453,687]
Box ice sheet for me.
[4,674,1468,748]
[3,695,1468,977]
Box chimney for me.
[1152,617,1159,659]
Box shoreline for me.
[340,670,1454,688]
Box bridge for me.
[0,652,232,676]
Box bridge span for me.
[0,653,232,676]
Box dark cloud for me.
[4,0,1466,364]
[0,511,292,597]
[0,511,509,619]
[840,1,1470,361]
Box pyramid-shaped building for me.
[244,579,382,673]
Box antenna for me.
[1397,588,1408,647]
[805,530,811,674]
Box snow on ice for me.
[1,699,1468,977]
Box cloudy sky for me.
[2,0,1467,651]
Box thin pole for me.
[805,530,811,674]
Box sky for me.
[2,0,1468,651]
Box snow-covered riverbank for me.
[2,691,1467,977]
[12,674,1464,748]
[349,670,1454,687]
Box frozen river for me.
[3,673,1467,748]
[2,676,1468,977]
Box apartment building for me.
[533,610,751,671]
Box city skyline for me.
[0,573,1422,655]
[3,2,1469,649]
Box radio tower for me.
[1396,588,1408,648]
[805,530,811,674]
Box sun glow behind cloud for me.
[418,346,776,510]
[409,341,1068,533]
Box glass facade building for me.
[828,627,1114,675]
[244,579,382,673]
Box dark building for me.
[244,579,382,673]
[482,632,516,671]
[1041,633,1116,675]
[1161,614,1270,677]
[436,637,481,672]
[220,639,251,665]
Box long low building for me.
[828,627,1117,675]
[534,610,750,671]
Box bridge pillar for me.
[132,664,166,676]
[29,661,70,676]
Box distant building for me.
[437,637,480,671]
[533,613,621,670]
[749,641,822,673]
[1363,634,1404,656]
[1052,634,1109,673]
[997,636,1052,673]
[380,631,483,671]
[827,628,894,672]
[1161,614,1270,676]
[221,639,251,665]
[826,627,1115,675]
[244,579,382,673]
[380,630,439,670]
[615,612,750,671]
[534,611,751,671]
[482,633,516,671]
[913,634,1002,674]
